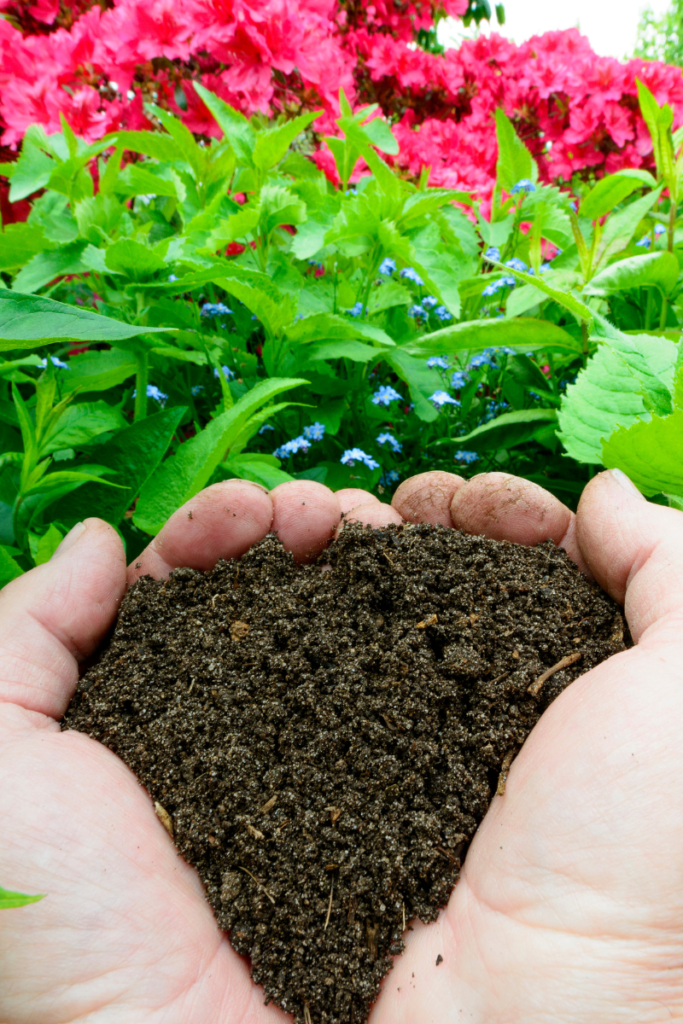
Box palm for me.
[3,472,683,1023]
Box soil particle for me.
[63,523,630,1024]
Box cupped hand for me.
[1,469,682,1023]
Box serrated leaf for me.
[584,251,679,297]
[114,164,180,198]
[134,379,306,534]
[0,292,170,349]
[436,408,557,452]
[104,239,168,280]
[494,109,536,195]
[0,547,24,587]
[109,130,181,163]
[205,207,260,251]
[602,409,683,496]
[193,83,256,165]
[0,223,52,272]
[39,401,127,456]
[558,332,678,463]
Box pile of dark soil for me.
[63,523,629,1024]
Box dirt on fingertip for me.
[63,522,630,1024]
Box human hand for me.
[2,470,682,1022]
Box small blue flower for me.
[435,305,452,321]
[341,447,379,470]
[380,469,400,486]
[376,432,402,453]
[214,365,236,381]
[482,280,503,297]
[303,421,326,441]
[345,187,358,196]
[427,355,450,370]
[168,274,178,282]
[422,295,438,309]
[379,257,396,275]
[468,352,494,370]
[505,257,527,273]
[636,236,651,248]
[201,302,233,317]
[540,261,552,273]
[258,423,275,434]
[429,390,461,408]
[191,385,205,396]
[409,304,426,318]
[132,384,167,404]
[454,450,480,464]
[274,435,310,459]
[347,301,364,317]
[39,355,69,369]
[511,179,536,194]
[450,370,469,389]
[654,224,667,236]
[484,246,500,262]
[400,266,424,285]
[371,385,402,406]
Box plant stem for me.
[660,293,669,331]
[645,288,655,331]
[134,350,149,422]
[668,199,676,253]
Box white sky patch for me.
[439,0,671,60]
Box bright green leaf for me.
[0,886,45,908]
[584,251,680,297]
[602,408,683,496]
[437,408,557,452]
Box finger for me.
[128,481,274,585]
[392,471,466,528]
[335,501,403,537]
[449,471,590,575]
[335,488,381,514]
[0,519,126,720]
[270,480,341,563]
[576,469,683,643]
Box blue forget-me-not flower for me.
[427,355,450,369]
[400,267,424,285]
[379,257,396,275]
[39,355,69,369]
[454,450,480,464]
[372,385,402,406]
[341,447,380,470]
[511,179,535,194]
[376,432,402,453]
[429,390,461,408]
[303,422,326,441]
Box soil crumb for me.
[63,523,629,1024]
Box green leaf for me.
[205,207,260,251]
[584,251,680,297]
[12,241,88,294]
[222,453,294,488]
[259,183,307,236]
[104,239,168,280]
[0,223,52,272]
[405,316,580,356]
[32,523,64,565]
[146,105,203,179]
[558,332,678,463]
[49,408,185,526]
[286,313,394,348]
[7,129,56,201]
[484,258,594,325]
[253,111,322,171]
[215,266,297,338]
[437,408,557,452]
[0,885,45,908]
[0,292,170,349]
[593,186,663,269]
[62,348,137,393]
[39,401,127,456]
[114,164,181,198]
[193,83,256,165]
[109,130,181,163]
[494,109,535,195]
[304,340,381,363]
[384,349,442,423]
[134,379,306,534]
[579,173,653,221]
[601,409,683,496]
[360,116,399,156]
[0,546,24,588]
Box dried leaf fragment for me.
[259,794,277,815]
[416,613,438,629]
[154,801,174,837]
[326,805,341,824]
[247,824,265,840]
[230,620,250,641]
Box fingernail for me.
[610,468,645,500]
[52,521,86,558]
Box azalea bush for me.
[2,77,683,589]
[2,0,683,211]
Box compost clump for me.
[64,522,629,1024]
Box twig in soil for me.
[416,614,438,629]
[528,652,582,697]
[304,1004,312,1024]
[324,883,334,931]
[496,749,517,797]
[259,794,278,814]
[239,867,276,904]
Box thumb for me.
[576,469,683,644]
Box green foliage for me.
[635,0,683,67]
[0,885,45,909]
[2,80,683,588]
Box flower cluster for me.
[3,2,683,212]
